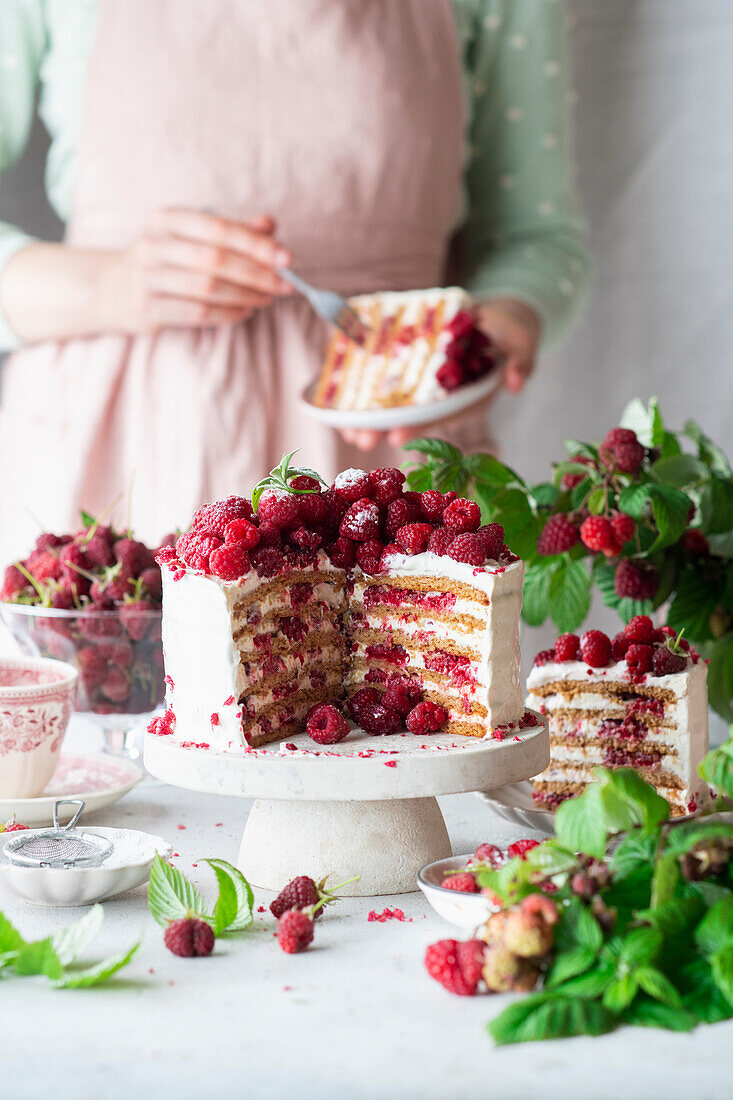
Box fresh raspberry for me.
[297,488,327,525]
[257,488,300,529]
[533,649,556,667]
[25,549,62,582]
[427,528,455,556]
[625,615,655,644]
[447,309,476,338]
[406,701,447,734]
[580,515,615,553]
[120,598,154,641]
[140,566,163,601]
[34,532,66,552]
[224,518,261,549]
[368,468,406,505]
[611,632,630,662]
[395,523,433,555]
[615,559,659,600]
[610,513,636,545]
[447,533,485,566]
[436,360,465,391]
[537,514,579,556]
[155,545,178,567]
[193,496,253,538]
[333,468,372,501]
[385,498,422,539]
[257,523,283,548]
[327,536,357,569]
[3,821,29,832]
[306,703,350,745]
[625,643,653,675]
[347,687,383,723]
[340,498,380,542]
[281,616,307,643]
[164,917,215,958]
[683,530,709,556]
[113,538,154,575]
[176,531,222,571]
[103,569,135,603]
[270,875,320,920]
[554,633,580,662]
[652,647,687,676]
[356,539,384,574]
[443,498,481,534]
[420,491,449,521]
[358,701,402,736]
[85,528,115,569]
[441,873,478,893]
[603,427,638,449]
[209,543,251,581]
[59,542,89,578]
[288,525,323,550]
[277,909,314,953]
[580,630,612,668]
[475,523,505,560]
[506,839,540,861]
[100,666,132,702]
[424,939,484,996]
[250,547,285,578]
[289,474,321,493]
[1,564,29,600]
[378,543,403,570]
[320,489,350,531]
[474,843,504,867]
[382,679,420,717]
[601,429,645,474]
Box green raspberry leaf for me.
[603,973,639,1012]
[545,946,597,988]
[635,966,683,1008]
[489,993,614,1045]
[204,859,254,934]
[699,731,733,796]
[623,998,697,1032]
[548,556,591,634]
[52,904,105,966]
[148,853,210,928]
[13,938,63,979]
[711,944,733,1005]
[554,783,608,859]
[53,942,140,989]
[521,562,552,626]
[695,895,733,956]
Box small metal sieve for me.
[2,800,113,869]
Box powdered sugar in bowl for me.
[0,657,78,798]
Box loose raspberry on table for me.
[436,359,465,391]
[427,528,455,556]
[164,917,215,958]
[615,559,659,600]
[359,701,403,736]
[270,875,321,920]
[610,513,636,545]
[625,614,655,644]
[424,939,484,996]
[340,498,380,542]
[652,647,687,676]
[209,543,251,581]
[537,514,579,556]
[506,839,540,861]
[554,633,580,662]
[3,821,29,832]
[532,649,556,667]
[447,533,485,566]
[395,523,433,555]
[306,703,350,745]
[224,519,261,549]
[250,547,285,578]
[257,488,300,529]
[420,490,450,521]
[625,643,653,675]
[474,843,504,868]
[176,531,222,572]
[348,687,383,723]
[580,515,615,554]
[327,536,357,569]
[475,523,505,560]
[443,498,481,534]
[383,677,421,717]
[368,467,405,505]
[277,909,314,954]
[580,630,612,668]
[441,873,478,893]
[356,539,384,574]
[385,497,422,539]
[406,701,447,735]
[333,468,372,501]
[611,632,631,662]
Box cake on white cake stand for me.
[145,713,548,896]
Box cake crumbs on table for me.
[367,908,410,922]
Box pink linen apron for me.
[0,0,466,557]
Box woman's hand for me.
[1,211,292,344]
[339,296,541,452]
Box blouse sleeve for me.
[0,0,46,350]
[459,0,590,343]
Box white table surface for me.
[2,717,732,1100]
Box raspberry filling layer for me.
[362,586,457,613]
[364,643,408,667]
[423,650,476,687]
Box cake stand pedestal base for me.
[239,796,450,896]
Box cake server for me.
[278,267,369,345]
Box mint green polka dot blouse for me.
[0,0,588,350]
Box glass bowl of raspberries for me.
[0,518,169,759]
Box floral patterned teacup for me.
[0,658,78,798]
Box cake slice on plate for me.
[526,618,710,817]
[313,287,498,410]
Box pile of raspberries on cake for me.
[157,466,518,584]
[533,615,699,680]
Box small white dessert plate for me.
[476,780,556,835]
[0,827,172,907]
[418,853,500,931]
[0,753,144,827]
[298,365,502,432]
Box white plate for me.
[418,853,499,931]
[0,753,144,827]
[0,827,171,906]
[476,781,556,835]
[298,365,503,432]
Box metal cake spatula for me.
[279,267,369,346]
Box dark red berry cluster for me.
[347,672,448,737]
[434,310,498,392]
[533,616,698,679]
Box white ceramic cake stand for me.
[144,713,548,896]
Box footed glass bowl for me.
[0,603,164,760]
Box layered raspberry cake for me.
[153,460,529,750]
[313,288,497,410]
[526,619,710,817]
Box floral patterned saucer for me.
[0,752,143,827]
